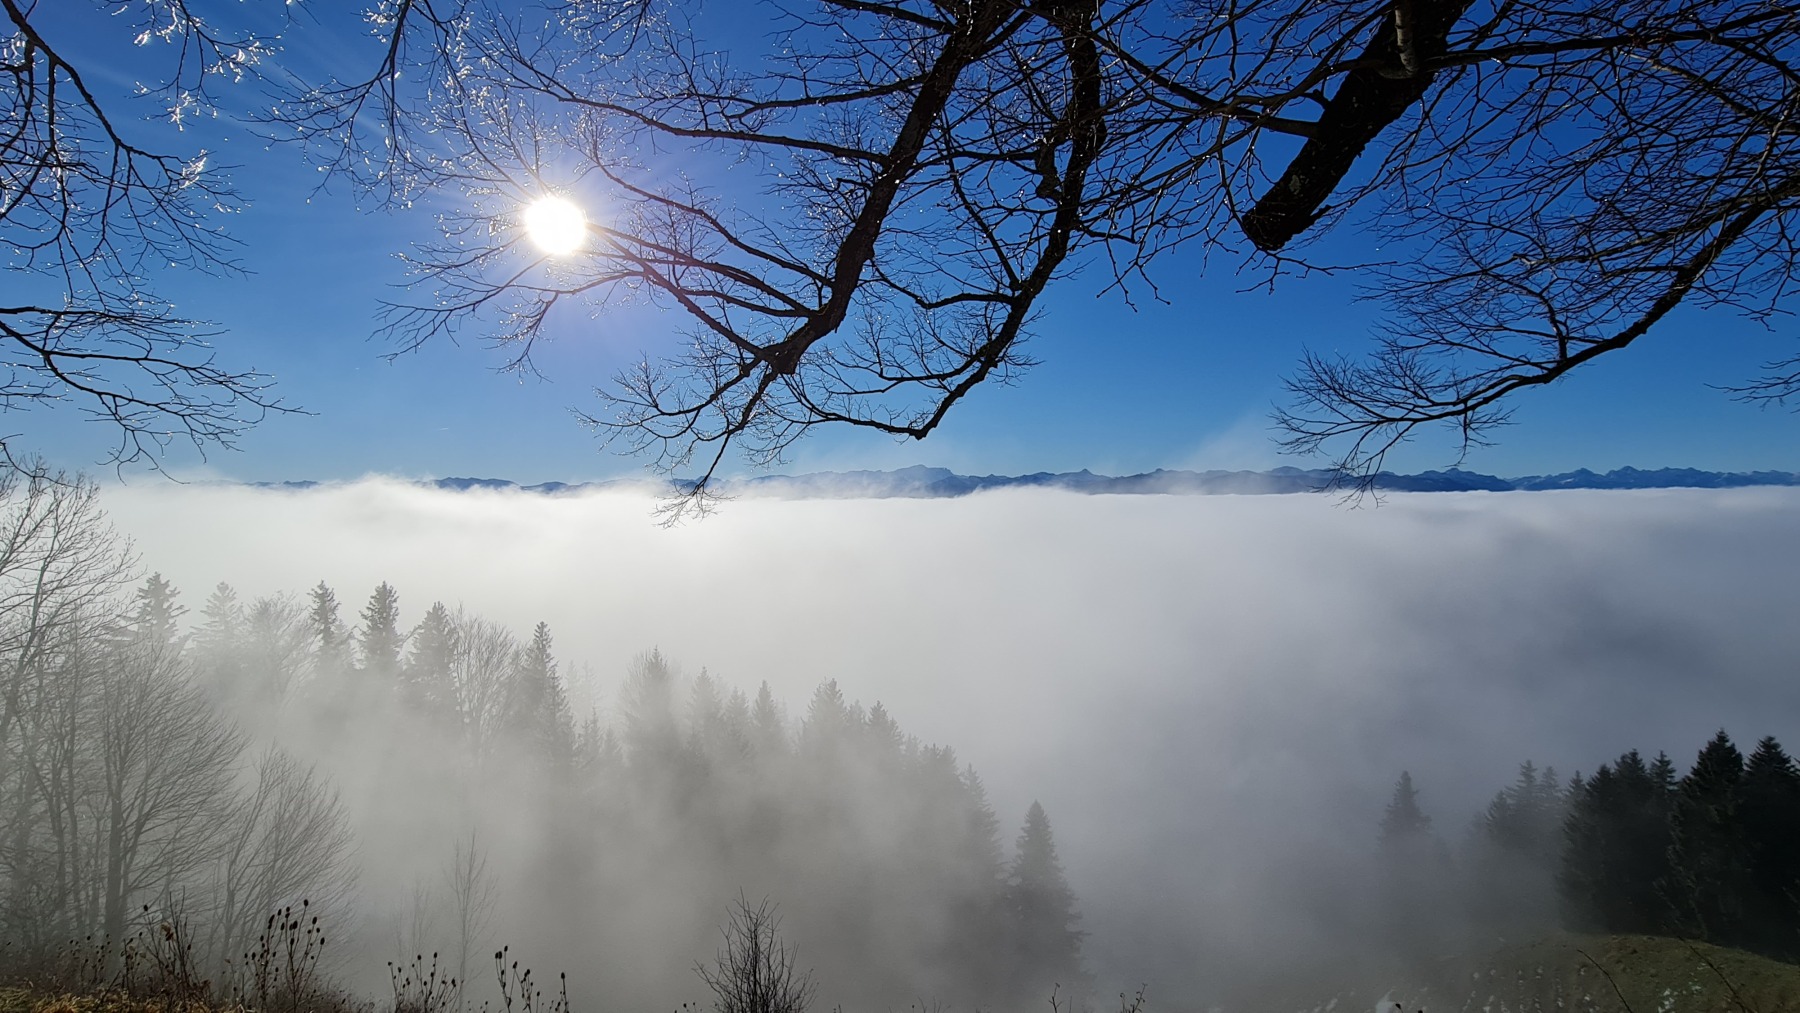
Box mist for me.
[69,481,1800,1009]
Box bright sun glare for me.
[523,195,586,255]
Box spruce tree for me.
[1738,736,1800,958]
[750,682,788,761]
[1668,731,1750,944]
[1377,771,1453,959]
[192,582,245,698]
[1484,761,1564,865]
[688,669,725,758]
[130,573,185,647]
[1005,801,1087,1007]
[1559,762,1612,931]
[1559,751,1678,935]
[951,765,1008,1005]
[1472,761,1565,932]
[1380,771,1432,845]
[357,581,404,678]
[403,601,460,719]
[865,701,906,756]
[506,621,574,764]
[800,679,856,761]
[719,688,753,763]
[619,648,681,766]
[574,710,621,776]
[307,581,351,677]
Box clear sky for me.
[18,5,1800,485]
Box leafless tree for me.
[244,594,313,714]
[0,469,135,952]
[0,3,291,470]
[444,829,497,1013]
[445,609,520,758]
[20,4,1792,485]
[696,895,817,1013]
[263,0,1800,498]
[90,635,245,948]
[0,623,245,960]
[205,747,356,977]
[0,474,357,970]
[0,468,135,754]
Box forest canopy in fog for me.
[6,473,1800,1011]
[0,471,1088,1013]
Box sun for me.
[522,195,587,255]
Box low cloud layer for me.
[96,480,1800,1005]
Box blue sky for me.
[18,6,1800,485]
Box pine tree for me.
[750,681,788,761]
[1559,750,1678,935]
[688,669,725,759]
[1471,761,1566,932]
[357,581,404,678]
[403,601,459,719]
[865,701,906,758]
[1560,763,1613,931]
[719,688,753,764]
[619,648,681,766]
[1738,736,1800,957]
[949,764,1008,1006]
[307,581,351,678]
[540,652,576,764]
[192,582,245,698]
[1487,762,1564,868]
[1005,801,1087,1006]
[800,679,856,762]
[574,710,621,776]
[1380,771,1432,845]
[506,621,574,764]
[130,573,185,647]
[1666,731,1750,944]
[1377,771,1453,958]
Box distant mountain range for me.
[252,465,1800,498]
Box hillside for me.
[1361,934,1800,1013]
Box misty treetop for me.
[0,472,1088,1012]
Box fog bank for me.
[97,481,1800,1004]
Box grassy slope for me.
[1381,933,1800,1013]
[0,988,220,1013]
[5,935,1799,1013]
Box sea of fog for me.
[95,480,1800,1002]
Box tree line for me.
[0,472,1088,1011]
[1379,732,1800,963]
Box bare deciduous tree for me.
[447,613,520,758]
[0,474,354,972]
[444,829,498,1013]
[697,895,817,1013]
[0,469,135,953]
[206,747,356,976]
[16,4,1795,486]
[0,3,288,470]
[264,0,1800,498]
[92,635,245,947]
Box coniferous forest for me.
[1378,734,1800,968]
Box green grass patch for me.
[1398,933,1800,1013]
